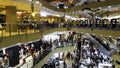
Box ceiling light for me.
[64,6,68,9]
[108,36,112,37]
[17,11,22,14]
[39,3,42,6]
[57,6,59,8]
[36,1,39,4]
[28,0,32,1]
[32,12,36,17]
[40,12,47,17]
[108,6,111,8]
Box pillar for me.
[6,6,17,32]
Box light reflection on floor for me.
[0,29,40,37]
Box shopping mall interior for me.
[0,0,120,68]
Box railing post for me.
[1,26,3,38]
[25,23,28,38]
[0,23,3,42]
[18,23,21,42]
[34,27,35,34]
[9,24,11,37]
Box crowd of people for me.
[0,39,52,68]
[42,31,116,68]
[0,31,119,68]
[0,53,9,68]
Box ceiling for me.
[38,0,120,20]
[43,0,106,9]
[0,0,120,20]
[67,5,120,19]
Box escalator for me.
[90,34,111,50]
[99,36,117,54]
[85,33,112,57]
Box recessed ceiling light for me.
[108,36,112,37]
[17,11,22,14]
[28,0,32,1]
[36,1,39,4]
[108,6,111,8]
[39,3,42,6]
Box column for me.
[6,6,17,32]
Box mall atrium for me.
[0,0,120,68]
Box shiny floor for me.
[0,29,40,37]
